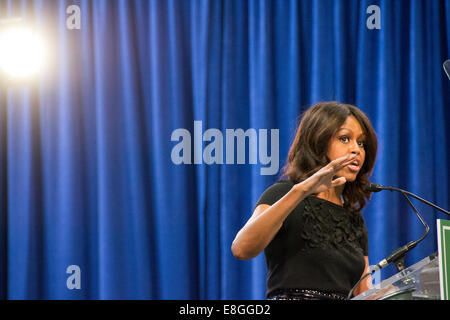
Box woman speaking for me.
[232,101,378,300]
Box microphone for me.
[365,183,384,192]
[365,182,450,216]
[348,181,442,299]
[365,182,437,272]
[444,60,450,80]
[371,241,418,272]
[349,239,420,299]
[349,235,420,299]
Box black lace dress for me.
[255,180,369,300]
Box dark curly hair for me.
[281,101,378,213]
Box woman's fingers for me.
[328,154,357,171]
[313,154,356,183]
[332,154,357,166]
[301,154,357,195]
[331,176,346,187]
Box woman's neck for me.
[315,185,345,207]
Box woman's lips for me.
[347,159,361,172]
[348,164,360,172]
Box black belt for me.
[267,288,348,300]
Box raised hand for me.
[296,154,358,197]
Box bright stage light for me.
[0,26,46,79]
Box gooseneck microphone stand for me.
[347,183,450,299]
[376,190,430,272]
[367,183,450,217]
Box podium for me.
[353,219,450,300]
[352,253,440,300]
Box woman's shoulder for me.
[270,179,295,187]
[255,180,295,207]
[262,179,296,196]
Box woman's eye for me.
[339,136,365,147]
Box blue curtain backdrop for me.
[0,0,449,299]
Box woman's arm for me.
[231,185,308,260]
[353,256,372,296]
[231,154,357,260]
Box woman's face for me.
[327,115,366,182]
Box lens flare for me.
[0,27,46,78]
